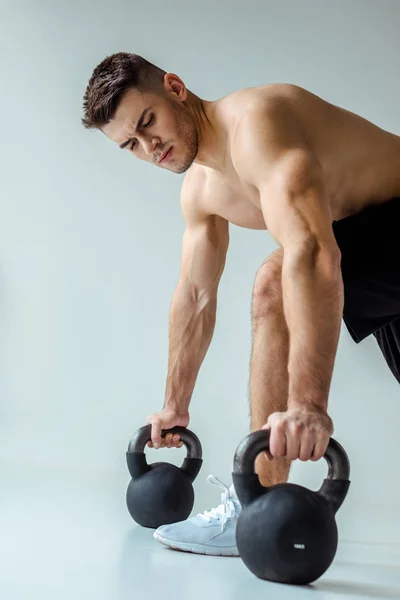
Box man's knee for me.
[252,250,283,319]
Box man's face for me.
[102,86,199,174]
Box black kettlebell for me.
[232,430,350,585]
[126,424,203,529]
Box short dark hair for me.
[82,53,167,130]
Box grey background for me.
[0,1,399,596]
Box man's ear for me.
[163,73,187,101]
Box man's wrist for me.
[287,397,328,413]
[164,399,189,413]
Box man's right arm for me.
[146,178,230,447]
[163,184,229,414]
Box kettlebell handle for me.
[127,424,202,458]
[232,429,350,514]
[233,429,349,480]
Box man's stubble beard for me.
[173,109,199,174]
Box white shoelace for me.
[197,475,239,530]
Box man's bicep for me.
[259,163,336,251]
[179,215,229,294]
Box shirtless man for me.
[82,53,400,556]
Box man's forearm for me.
[282,247,344,411]
[164,282,217,412]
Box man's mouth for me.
[159,147,172,163]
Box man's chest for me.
[202,168,267,230]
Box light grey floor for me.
[1,466,399,600]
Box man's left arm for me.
[234,101,344,459]
[264,149,344,413]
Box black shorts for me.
[332,197,400,383]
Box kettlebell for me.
[232,430,350,585]
[126,424,203,528]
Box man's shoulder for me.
[181,163,208,201]
[227,83,312,115]
[230,84,324,182]
[230,83,332,139]
[180,165,229,225]
[180,165,211,224]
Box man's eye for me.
[129,115,155,150]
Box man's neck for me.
[186,92,228,172]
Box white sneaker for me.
[153,475,241,556]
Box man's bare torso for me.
[185,84,400,230]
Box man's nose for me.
[142,137,158,156]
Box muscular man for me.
[82,53,400,555]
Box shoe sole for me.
[153,531,239,557]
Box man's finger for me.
[311,436,329,461]
[285,427,301,461]
[269,426,286,458]
[150,421,162,448]
[298,431,316,461]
